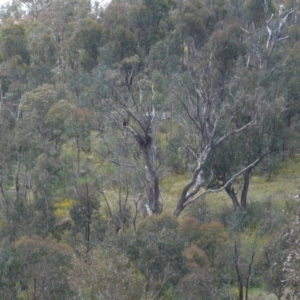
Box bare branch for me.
[278,36,289,42]
[182,157,261,207]
[183,147,277,207]
[266,14,274,50]
[108,159,139,170]
[214,120,256,146]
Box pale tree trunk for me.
[106,79,161,215]
[173,150,209,217]
[136,134,161,215]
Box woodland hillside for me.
[0,0,300,299]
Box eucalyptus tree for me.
[280,214,300,298]
[103,1,139,64]
[128,0,176,55]
[180,0,227,50]
[65,18,107,73]
[259,228,288,300]
[12,84,58,236]
[203,63,285,208]
[14,235,72,299]
[15,0,51,20]
[119,213,187,295]
[47,98,101,250]
[0,20,30,109]
[29,0,91,69]
[282,41,300,127]
[171,1,296,212]
[27,23,57,88]
[170,23,261,216]
[0,107,16,230]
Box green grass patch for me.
[247,288,277,300]
[159,156,300,214]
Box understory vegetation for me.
[0,0,300,299]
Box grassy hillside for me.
[160,155,300,215]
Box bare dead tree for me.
[104,80,161,215]
[265,9,294,70]
[99,165,135,234]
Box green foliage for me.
[17,84,57,155]
[182,0,223,49]
[206,22,247,74]
[67,18,107,72]
[120,213,187,291]
[20,84,57,118]
[256,228,289,299]
[0,21,29,63]
[0,0,299,298]
[70,179,100,234]
[0,236,71,300]
[70,248,147,300]
[0,242,20,299]
[244,0,275,26]
[219,206,248,233]
[14,235,72,300]
[175,267,218,299]
[129,0,176,54]
[137,211,179,233]
[196,221,228,266]
[27,23,57,86]
[183,244,209,268]
[179,216,228,266]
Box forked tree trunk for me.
[173,146,211,217]
[225,184,240,209]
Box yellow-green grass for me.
[248,156,300,206]
[247,288,277,300]
[52,152,300,223]
[160,156,300,214]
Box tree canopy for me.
[0,0,299,298]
